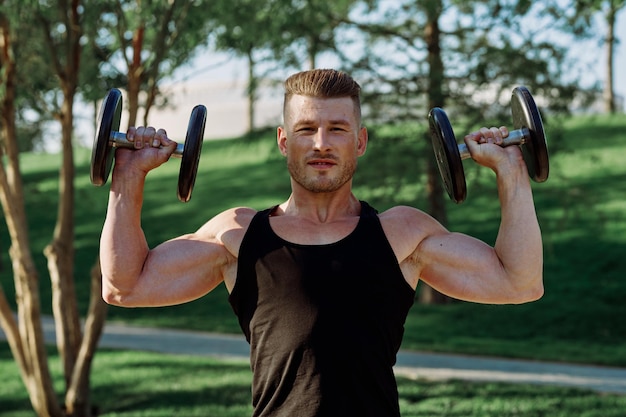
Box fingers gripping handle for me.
[90,88,206,202]
[428,85,549,203]
[109,131,184,157]
[457,128,529,160]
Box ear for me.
[277,126,288,156]
[357,126,368,157]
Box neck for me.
[277,187,361,224]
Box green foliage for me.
[1,344,625,416]
[0,1,58,151]
[1,115,626,368]
[210,0,359,68]
[403,113,626,366]
[79,0,216,104]
[346,0,586,124]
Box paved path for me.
[2,316,626,394]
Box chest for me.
[249,242,413,347]
[230,210,417,344]
[268,216,359,245]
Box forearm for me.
[100,170,150,302]
[494,168,544,299]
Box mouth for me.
[307,159,337,169]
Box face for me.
[277,95,368,194]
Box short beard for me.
[287,157,357,193]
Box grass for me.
[1,113,626,369]
[1,344,625,417]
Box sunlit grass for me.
[2,115,626,367]
[1,344,624,417]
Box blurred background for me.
[1,1,625,416]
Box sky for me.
[71,7,625,151]
[170,8,626,105]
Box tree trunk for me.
[307,35,317,69]
[65,259,108,417]
[45,77,82,398]
[0,178,63,417]
[3,2,107,415]
[421,0,452,305]
[43,2,106,415]
[127,24,146,127]
[142,0,182,126]
[603,4,616,114]
[246,49,257,133]
[143,82,156,126]
[0,14,62,415]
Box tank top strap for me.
[358,200,379,218]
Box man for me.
[100,69,544,416]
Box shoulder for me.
[378,205,444,233]
[211,206,258,228]
[377,205,448,263]
[195,207,258,258]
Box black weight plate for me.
[90,88,122,186]
[428,107,467,203]
[178,105,207,202]
[511,86,549,183]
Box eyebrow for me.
[293,118,352,128]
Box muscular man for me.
[100,69,543,416]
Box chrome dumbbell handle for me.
[91,88,206,202]
[109,131,185,158]
[458,127,529,160]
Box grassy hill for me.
[2,114,626,367]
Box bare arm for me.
[99,126,251,307]
[416,172,543,304]
[391,127,544,304]
[100,199,247,307]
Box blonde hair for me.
[283,69,362,123]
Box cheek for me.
[285,139,309,155]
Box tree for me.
[0,1,107,416]
[341,0,581,303]
[271,0,360,70]
[2,0,228,413]
[210,0,283,133]
[92,0,216,127]
[79,1,126,134]
[422,0,451,304]
[209,0,360,133]
[0,6,59,416]
[572,0,626,113]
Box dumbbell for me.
[428,86,549,203]
[90,88,207,202]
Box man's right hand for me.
[113,126,179,177]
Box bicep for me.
[416,231,512,303]
[116,235,231,307]
[131,207,254,306]
[384,206,514,303]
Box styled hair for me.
[283,69,362,123]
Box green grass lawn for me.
[2,114,626,369]
[1,344,625,417]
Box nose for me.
[312,128,332,152]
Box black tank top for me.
[229,201,415,417]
